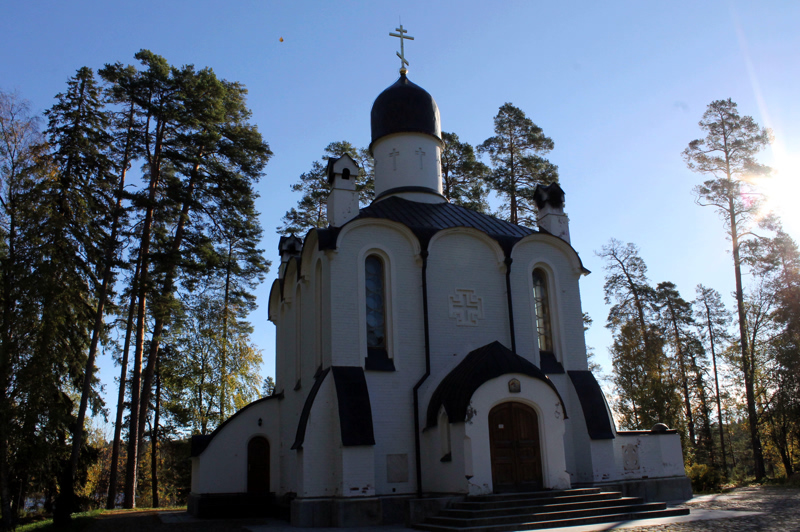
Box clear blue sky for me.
[2,1,798,423]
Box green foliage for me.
[16,509,100,532]
[686,462,722,493]
[598,239,683,431]
[440,132,489,212]
[479,103,558,226]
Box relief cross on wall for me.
[449,288,484,326]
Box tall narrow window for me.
[365,255,394,370]
[532,269,553,354]
[295,286,302,389]
[315,261,323,372]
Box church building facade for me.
[189,66,691,527]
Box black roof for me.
[425,341,566,429]
[370,73,441,150]
[353,196,534,253]
[292,366,375,450]
[568,370,615,439]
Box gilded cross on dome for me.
[389,24,414,74]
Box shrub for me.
[687,463,722,493]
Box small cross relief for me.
[449,289,484,326]
[389,148,400,171]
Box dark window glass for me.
[365,255,386,349]
[532,269,553,353]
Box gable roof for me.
[425,341,566,429]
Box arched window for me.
[532,269,553,354]
[365,254,394,371]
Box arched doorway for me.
[489,402,543,492]
[247,436,270,493]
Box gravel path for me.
[619,485,800,531]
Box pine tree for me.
[683,98,772,480]
[598,239,681,430]
[0,90,44,530]
[654,282,699,451]
[440,131,489,212]
[694,284,732,477]
[41,66,117,522]
[479,103,558,226]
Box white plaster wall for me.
[591,432,686,482]
[463,374,570,495]
[341,446,377,497]
[510,235,588,371]
[328,220,424,497]
[420,420,469,494]
[191,399,281,495]
[298,374,341,497]
[426,229,510,380]
[372,133,443,197]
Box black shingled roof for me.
[353,196,535,253]
[425,341,566,429]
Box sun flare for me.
[756,150,800,237]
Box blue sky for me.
[2,1,798,422]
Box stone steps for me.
[415,488,689,532]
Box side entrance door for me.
[489,402,543,492]
[247,436,270,493]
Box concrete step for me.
[440,496,644,518]
[426,502,671,528]
[466,488,601,502]
[450,491,623,511]
[416,507,690,532]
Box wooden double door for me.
[489,402,543,492]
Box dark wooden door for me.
[489,402,543,492]
[247,437,270,493]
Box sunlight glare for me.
[756,150,800,237]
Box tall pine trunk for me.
[730,197,766,480]
[135,156,203,472]
[124,117,166,509]
[106,256,141,509]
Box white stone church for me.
[189,57,690,527]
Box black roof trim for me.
[332,366,376,446]
[190,391,284,457]
[374,186,447,202]
[316,226,341,250]
[425,341,567,429]
[292,368,331,450]
[568,370,615,440]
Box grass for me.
[16,510,102,532]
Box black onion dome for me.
[370,73,441,149]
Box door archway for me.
[489,402,543,492]
[247,436,270,493]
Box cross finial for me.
[389,24,414,75]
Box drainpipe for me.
[505,256,517,353]
[412,249,431,497]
